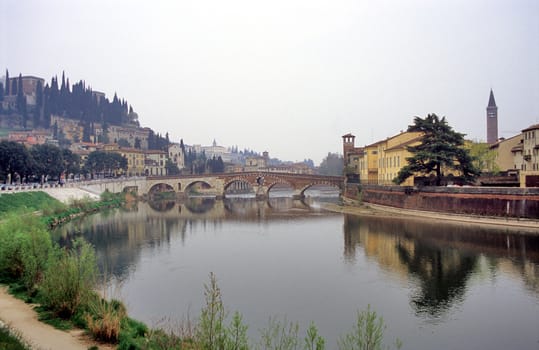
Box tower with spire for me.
[486,89,498,144]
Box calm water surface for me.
[53,196,539,349]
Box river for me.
[52,194,539,349]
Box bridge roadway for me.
[82,172,344,199]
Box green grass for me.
[0,326,29,350]
[0,192,64,214]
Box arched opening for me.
[301,184,341,205]
[184,181,215,197]
[148,183,175,199]
[224,180,254,198]
[267,182,294,198]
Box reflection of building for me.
[342,213,539,315]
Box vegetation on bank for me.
[0,192,401,349]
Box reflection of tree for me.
[396,241,477,317]
[342,213,539,316]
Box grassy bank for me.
[0,192,401,350]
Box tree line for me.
[1,70,138,130]
[0,140,128,183]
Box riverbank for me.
[323,201,539,233]
[0,286,115,350]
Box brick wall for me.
[353,185,539,219]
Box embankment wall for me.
[346,184,539,219]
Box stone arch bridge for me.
[83,172,344,199]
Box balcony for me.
[524,154,532,161]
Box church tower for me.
[486,89,498,144]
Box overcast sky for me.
[2,0,538,164]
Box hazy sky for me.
[2,0,538,164]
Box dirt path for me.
[0,286,115,350]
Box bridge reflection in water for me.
[52,197,539,349]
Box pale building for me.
[168,143,185,170]
[145,150,167,176]
[519,124,539,187]
[490,134,522,172]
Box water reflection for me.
[342,215,539,318]
[52,199,539,349]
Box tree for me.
[318,153,344,176]
[466,142,499,174]
[30,144,64,180]
[0,141,32,183]
[165,159,180,175]
[394,114,479,186]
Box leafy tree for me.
[117,138,131,148]
[62,149,81,176]
[30,144,64,180]
[318,153,344,176]
[165,159,180,176]
[84,151,127,178]
[466,142,499,174]
[394,114,479,186]
[0,141,33,183]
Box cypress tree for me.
[5,69,9,95]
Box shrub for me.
[257,316,299,350]
[39,238,97,318]
[0,213,51,293]
[85,297,127,343]
[338,305,402,350]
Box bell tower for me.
[486,89,498,144]
[342,133,356,167]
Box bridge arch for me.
[184,180,214,195]
[148,183,175,197]
[297,182,342,198]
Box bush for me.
[338,305,402,350]
[85,297,127,343]
[39,238,97,318]
[0,213,51,293]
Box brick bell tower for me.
[342,133,356,167]
[486,89,498,144]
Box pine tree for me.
[395,113,480,186]
[5,69,9,95]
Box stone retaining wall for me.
[348,184,539,219]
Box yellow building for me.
[520,124,539,187]
[489,134,522,172]
[358,141,381,185]
[119,148,145,177]
[377,131,422,186]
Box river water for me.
[53,194,539,349]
